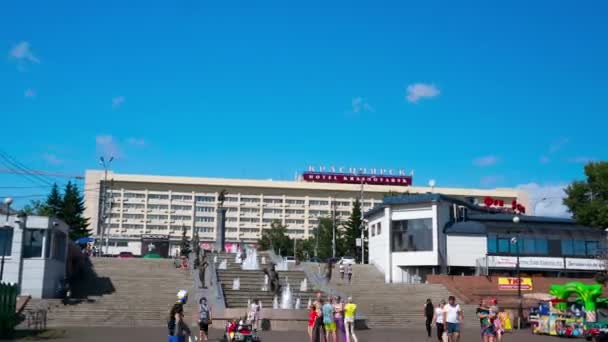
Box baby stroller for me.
[224,320,261,342]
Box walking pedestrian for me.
[433,300,446,342]
[334,296,346,342]
[168,290,191,342]
[339,261,345,281]
[344,297,358,342]
[443,296,463,342]
[326,259,334,282]
[247,298,260,331]
[424,298,434,338]
[198,297,212,342]
[323,297,337,342]
[347,263,353,284]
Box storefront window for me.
[561,240,574,255]
[497,238,510,253]
[52,231,67,261]
[0,227,13,257]
[391,218,433,252]
[523,238,536,254]
[586,241,599,256]
[535,239,548,255]
[573,240,586,256]
[487,235,497,253]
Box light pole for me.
[1,197,13,282]
[360,220,367,264]
[99,156,114,255]
[332,199,337,259]
[512,215,523,329]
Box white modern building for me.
[84,170,528,256]
[365,194,604,283]
[0,213,70,298]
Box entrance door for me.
[548,239,561,257]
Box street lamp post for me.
[512,215,523,329]
[99,156,114,256]
[332,199,337,259]
[1,197,14,282]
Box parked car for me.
[339,256,356,264]
[118,251,135,259]
[284,256,296,263]
[308,256,322,263]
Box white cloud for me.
[549,138,569,154]
[406,83,440,103]
[42,153,62,165]
[480,175,504,187]
[351,97,375,113]
[112,96,125,109]
[473,155,499,167]
[127,137,146,147]
[9,41,40,70]
[516,183,571,218]
[96,135,122,159]
[568,156,595,164]
[24,88,36,98]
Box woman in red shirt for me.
[308,304,318,342]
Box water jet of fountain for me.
[232,277,240,290]
[219,259,227,270]
[307,298,312,308]
[300,278,308,292]
[261,256,266,265]
[280,283,293,309]
[242,247,259,270]
[295,297,301,310]
[273,296,279,309]
[230,244,238,254]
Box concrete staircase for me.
[25,258,194,327]
[217,252,314,308]
[307,263,479,329]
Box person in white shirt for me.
[443,296,464,342]
[433,299,446,342]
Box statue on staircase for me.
[199,256,209,289]
[218,189,228,207]
[263,263,281,296]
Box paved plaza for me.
[6,327,564,342]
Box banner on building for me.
[498,277,533,291]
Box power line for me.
[0,151,56,186]
[0,167,84,180]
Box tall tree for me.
[315,217,337,260]
[257,221,292,256]
[342,199,363,261]
[180,226,192,257]
[61,181,91,240]
[46,183,63,216]
[564,161,608,229]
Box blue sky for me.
[0,0,606,215]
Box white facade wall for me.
[0,215,68,298]
[104,241,142,256]
[84,170,525,245]
[446,235,487,267]
[367,209,391,282]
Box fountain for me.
[307,298,312,308]
[219,259,227,270]
[300,278,308,292]
[280,283,293,309]
[232,277,240,290]
[275,259,288,271]
[261,274,269,291]
[213,255,218,264]
[242,247,260,270]
[247,299,251,308]
[295,297,301,310]
[230,244,238,254]
[273,296,279,309]
[261,256,266,265]
[235,253,242,264]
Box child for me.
[226,319,237,342]
[308,304,318,342]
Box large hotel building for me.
[84,170,529,255]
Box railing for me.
[189,253,226,310]
[0,282,19,338]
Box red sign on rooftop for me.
[302,171,412,186]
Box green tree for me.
[315,217,337,260]
[180,226,192,257]
[564,161,608,229]
[257,221,292,256]
[342,199,363,262]
[22,200,51,216]
[61,181,91,240]
[46,183,63,217]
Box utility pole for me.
[99,156,113,256]
[332,199,336,259]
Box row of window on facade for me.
[0,228,67,261]
[486,235,600,257]
[118,192,375,206]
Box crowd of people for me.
[308,292,358,342]
[423,296,512,342]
